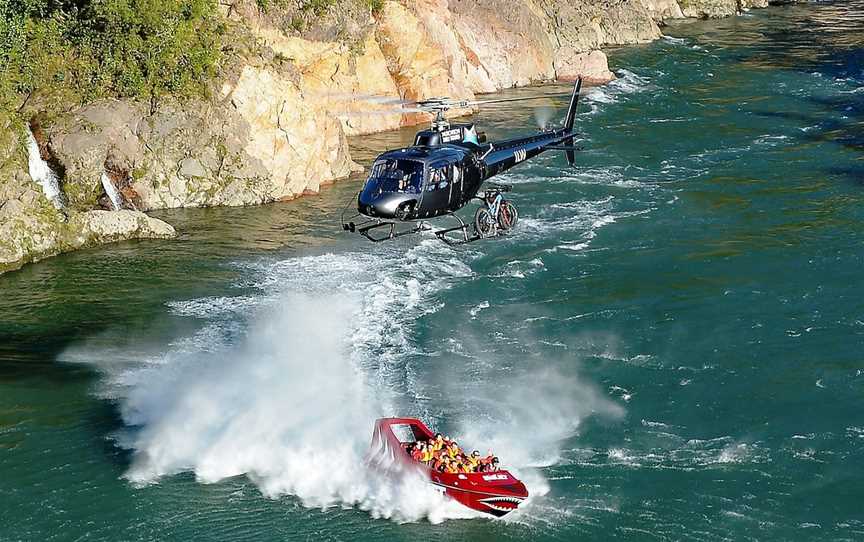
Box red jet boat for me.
[368,417,528,517]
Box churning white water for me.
[101,171,123,210]
[115,292,475,522]
[62,243,623,523]
[25,128,63,209]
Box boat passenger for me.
[432,455,444,471]
[446,443,460,459]
[422,444,436,463]
[468,450,481,471]
[411,443,424,462]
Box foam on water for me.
[584,69,651,108]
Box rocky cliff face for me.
[1,0,773,273]
[0,116,175,274]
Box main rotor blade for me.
[317,92,419,106]
[465,92,573,107]
[335,107,429,117]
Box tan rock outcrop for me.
[375,1,470,124]
[639,0,685,21]
[556,50,616,83]
[46,64,359,212]
[249,26,404,136]
[678,0,739,18]
[448,0,557,90]
[406,0,489,96]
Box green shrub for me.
[0,0,225,116]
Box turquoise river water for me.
[1,2,863,540]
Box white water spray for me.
[107,292,474,522]
[101,171,123,211]
[25,128,63,209]
[61,243,615,523]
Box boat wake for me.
[61,241,623,523]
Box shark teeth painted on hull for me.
[477,495,524,513]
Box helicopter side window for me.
[428,162,452,191]
[428,168,447,191]
[368,159,424,194]
[452,165,461,184]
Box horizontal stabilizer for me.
[543,145,583,152]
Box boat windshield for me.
[365,159,424,194]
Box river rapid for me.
[1,2,863,540]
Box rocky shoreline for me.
[0,0,777,274]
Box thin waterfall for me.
[101,171,123,211]
[25,127,63,210]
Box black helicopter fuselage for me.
[355,79,582,223]
[344,79,583,245]
[356,125,573,221]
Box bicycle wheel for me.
[474,207,496,238]
[497,200,518,231]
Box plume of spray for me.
[423,326,626,518]
[114,293,473,522]
[533,105,556,130]
[454,367,624,468]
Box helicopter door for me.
[424,162,451,216]
[449,164,463,209]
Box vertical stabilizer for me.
[563,78,582,165]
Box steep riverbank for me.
[0,0,776,273]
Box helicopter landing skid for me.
[347,219,431,243]
[433,215,483,246]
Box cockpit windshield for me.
[365,159,424,194]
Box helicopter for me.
[341,78,583,245]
